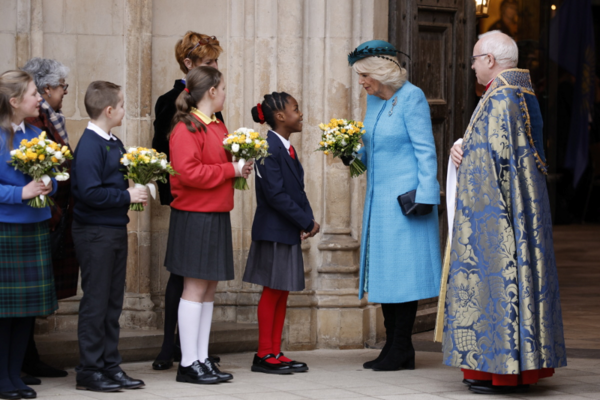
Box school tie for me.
[289,145,296,160]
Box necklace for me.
[389,96,398,116]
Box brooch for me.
[389,96,398,116]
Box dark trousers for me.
[72,222,127,379]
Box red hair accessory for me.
[256,103,265,124]
[184,88,190,94]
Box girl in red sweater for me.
[165,66,253,385]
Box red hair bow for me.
[256,103,265,124]
[184,88,190,94]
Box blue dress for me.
[358,81,442,304]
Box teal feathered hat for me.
[347,40,410,67]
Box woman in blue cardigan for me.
[0,70,58,399]
[348,41,442,371]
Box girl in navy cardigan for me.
[0,70,57,400]
[243,92,320,374]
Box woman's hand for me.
[22,180,52,200]
[242,160,254,179]
[128,186,148,204]
[451,142,463,168]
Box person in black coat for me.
[151,32,224,370]
[243,92,320,374]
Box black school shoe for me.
[76,371,123,392]
[469,384,529,394]
[251,354,293,374]
[108,371,145,389]
[275,352,308,372]
[176,361,220,385]
[203,358,233,382]
[19,388,37,399]
[20,374,40,386]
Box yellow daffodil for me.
[51,156,58,163]
[38,154,45,161]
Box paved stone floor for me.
[30,225,600,399]
[27,349,600,399]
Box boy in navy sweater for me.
[71,81,147,392]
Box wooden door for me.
[389,0,476,243]
[388,0,477,332]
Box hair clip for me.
[186,36,218,58]
[184,88,190,94]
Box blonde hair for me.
[0,70,33,149]
[353,56,407,92]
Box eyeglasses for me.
[470,54,489,64]
[52,83,68,91]
[186,36,218,58]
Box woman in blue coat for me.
[347,40,441,371]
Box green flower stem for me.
[349,159,366,178]
[130,203,145,212]
[234,177,250,190]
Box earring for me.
[48,92,51,98]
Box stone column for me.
[15,0,31,66]
[121,0,157,330]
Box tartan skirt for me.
[0,221,58,317]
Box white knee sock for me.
[197,301,214,362]
[178,298,202,367]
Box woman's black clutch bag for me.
[397,190,433,216]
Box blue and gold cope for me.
[441,69,567,374]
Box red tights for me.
[257,287,290,364]
[462,368,555,386]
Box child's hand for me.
[22,180,52,200]
[242,159,254,179]
[301,220,320,240]
[128,186,148,204]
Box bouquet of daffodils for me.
[222,127,270,190]
[316,118,366,177]
[9,131,72,208]
[120,147,177,211]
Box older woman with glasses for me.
[151,32,224,371]
[20,58,77,382]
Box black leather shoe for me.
[462,379,492,386]
[20,375,40,386]
[152,358,173,371]
[0,390,21,400]
[275,352,308,372]
[76,372,123,392]
[18,388,36,399]
[251,354,293,374]
[203,358,233,382]
[108,371,145,389]
[22,361,67,378]
[176,361,219,385]
[469,384,529,394]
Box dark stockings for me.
[0,317,34,391]
[156,273,184,360]
[371,301,418,371]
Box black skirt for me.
[243,240,305,292]
[164,208,234,281]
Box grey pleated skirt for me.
[243,240,305,291]
[164,208,234,281]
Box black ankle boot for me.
[372,301,418,371]
[364,303,396,369]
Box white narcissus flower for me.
[341,140,347,146]
[128,147,137,153]
[223,138,229,144]
[355,144,362,151]
[46,146,54,153]
[245,138,252,144]
[160,159,167,169]
[151,157,158,163]
[55,172,70,181]
[38,140,46,147]
[231,143,240,152]
[121,156,130,166]
[10,149,17,156]
[54,151,64,160]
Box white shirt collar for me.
[87,122,117,141]
[270,130,291,154]
[11,122,26,133]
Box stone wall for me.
[0,0,389,349]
